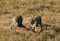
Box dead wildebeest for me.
[30,16,42,32]
[35,16,42,29]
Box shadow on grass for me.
[42,23,60,33]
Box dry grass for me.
[0,0,60,41]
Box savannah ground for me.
[0,0,60,41]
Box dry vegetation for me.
[0,0,60,41]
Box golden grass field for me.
[0,0,60,41]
